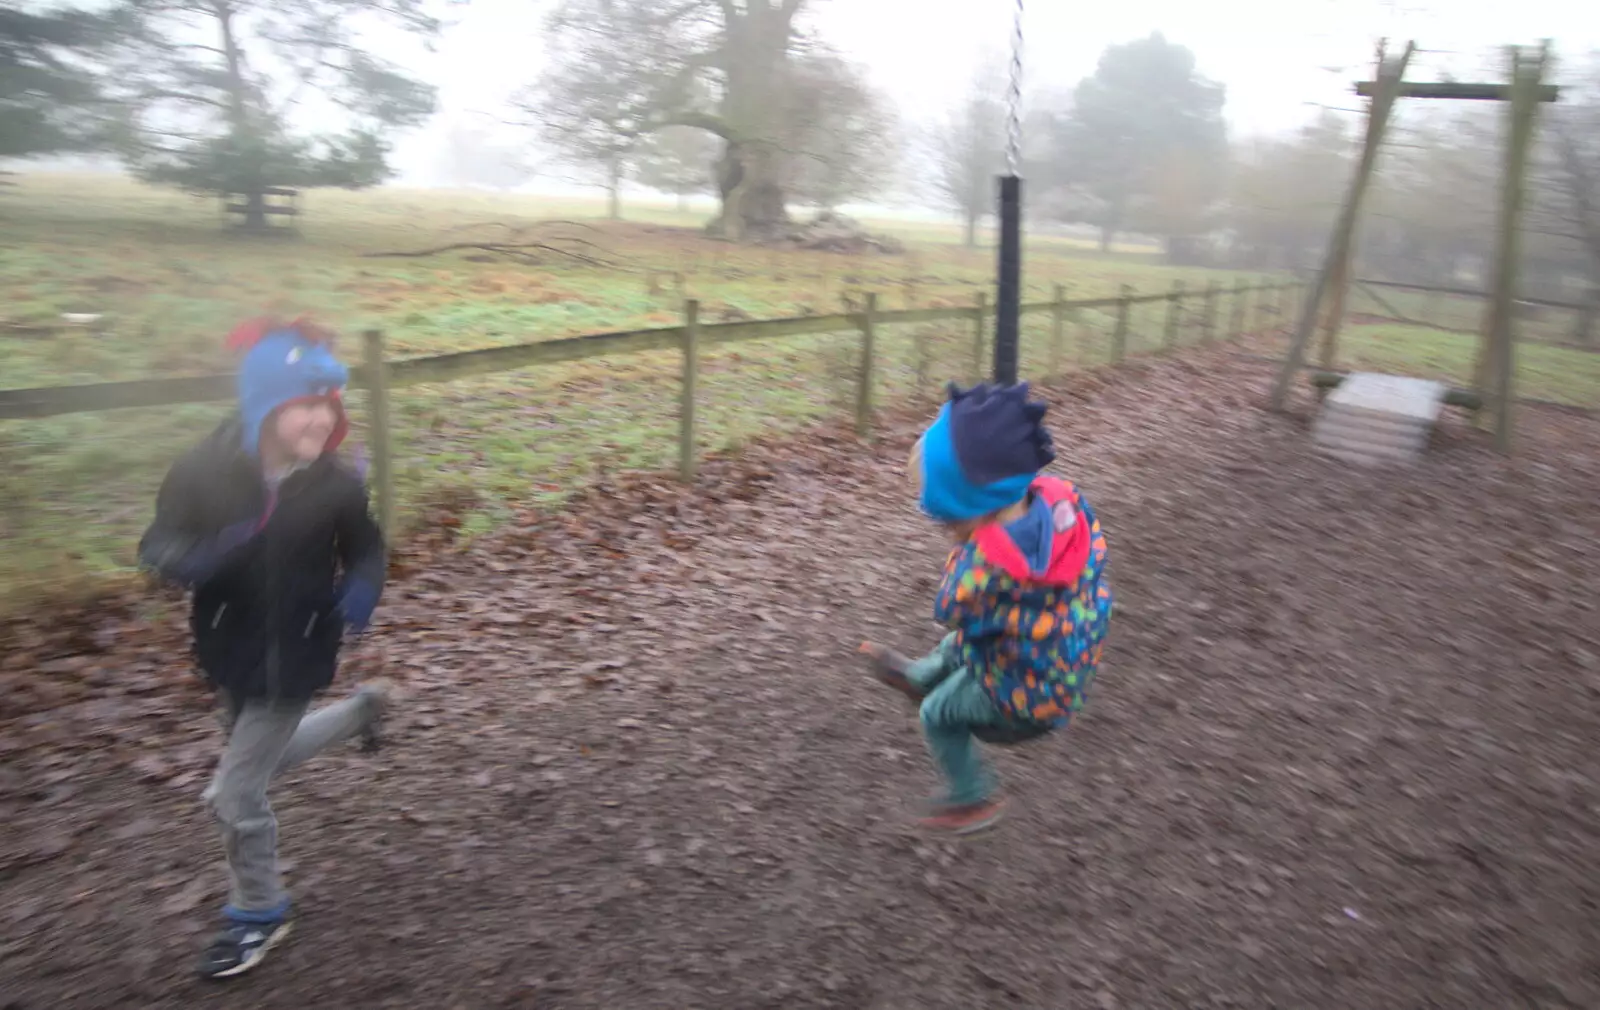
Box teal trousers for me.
[906,634,1049,805]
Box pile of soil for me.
[772,211,906,255]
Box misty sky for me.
[387,0,1600,186]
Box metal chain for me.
[1005,0,1024,176]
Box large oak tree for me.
[534,0,816,241]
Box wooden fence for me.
[1350,277,1598,349]
[0,280,1300,533]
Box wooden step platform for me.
[1311,372,1448,465]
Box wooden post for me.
[1275,281,1292,335]
[679,299,699,481]
[361,329,395,537]
[1229,279,1248,341]
[1163,281,1185,352]
[1271,40,1416,408]
[1049,283,1067,377]
[1576,294,1598,348]
[1076,293,1090,369]
[855,293,878,437]
[1318,254,1352,367]
[972,291,987,381]
[1482,42,1551,452]
[913,324,931,399]
[1202,281,1219,344]
[1111,285,1132,363]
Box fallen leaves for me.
[3,351,1600,1009]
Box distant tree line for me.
[4,0,1598,306]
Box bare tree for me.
[529,0,814,241]
[633,125,717,210]
[1541,52,1600,314]
[781,50,899,212]
[511,0,687,219]
[1225,111,1355,270]
[927,63,1005,247]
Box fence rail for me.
[1355,276,1588,313]
[0,286,1287,420]
[2,281,1299,532]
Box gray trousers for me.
[203,689,378,917]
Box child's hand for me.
[336,577,380,633]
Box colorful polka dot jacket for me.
[932,475,1113,727]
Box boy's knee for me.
[205,773,268,826]
[919,695,954,735]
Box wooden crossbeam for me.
[1354,81,1560,102]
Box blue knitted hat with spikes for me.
[227,316,350,457]
[915,381,1056,523]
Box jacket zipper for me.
[211,602,228,629]
[303,613,318,638]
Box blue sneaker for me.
[196,917,293,979]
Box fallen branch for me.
[363,241,616,269]
[440,218,604,237]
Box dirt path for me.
[5,351,1600,1010]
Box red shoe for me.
[916,797,1007,835]
[859,642,924,703]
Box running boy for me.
[139,316,389,978]
[862,381,1112,834]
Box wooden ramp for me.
[1311,372,1448,465]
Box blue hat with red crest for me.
[227,316,350,457]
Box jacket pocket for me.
[192,596,257,684]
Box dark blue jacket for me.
[138,417,385,702]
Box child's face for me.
[270,399,338,462]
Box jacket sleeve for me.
[137,453,256,587]
[335,476,387,597]
[932,542,1020,640]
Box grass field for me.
[2,172,1596,609]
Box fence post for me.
[1112,285,1132,364]
[360,329,394,537]
[1229,279,1248,341]
[1202,281,1219,344]
[1274,281,1291,336]
[1076,292,1090,369]
[1049,283,1066,377]
[855,293,877,437]
[1163,281,1185,353]
[972,291,988,381]
[679,299,699,482]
